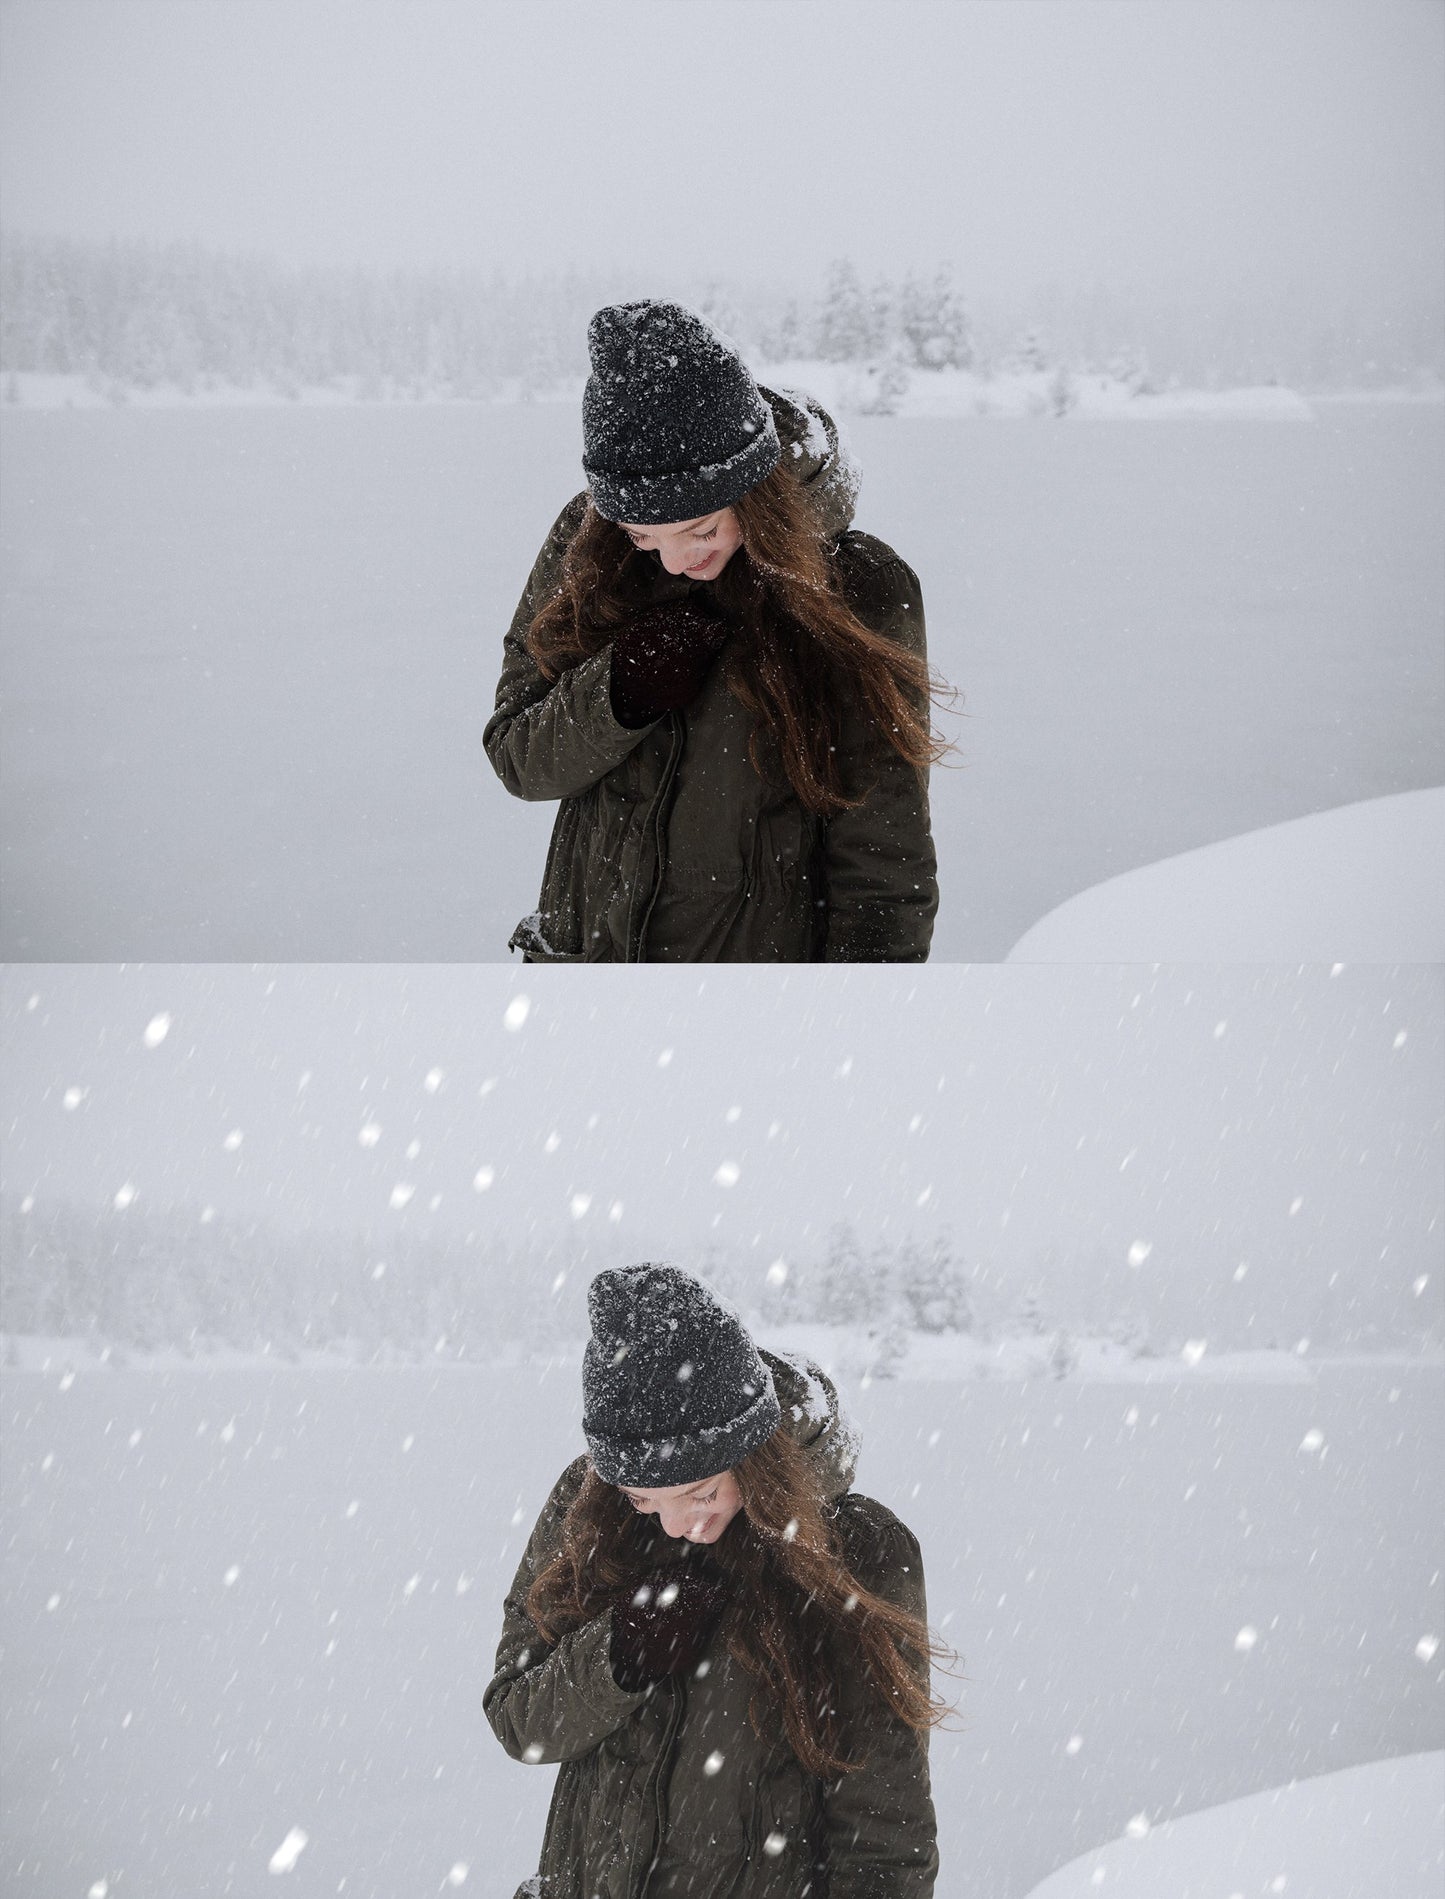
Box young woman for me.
[485,1263,947,1896]
[484,300,950,963]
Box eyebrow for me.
[622,1478,716,1500]
[623,515,715,535]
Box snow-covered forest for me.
[2,233,1439,404]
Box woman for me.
[485,1263,946,1896]
[484,300,949,963]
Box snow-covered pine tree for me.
[898,1232,973,1332]
[816,260,873,363]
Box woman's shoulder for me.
[832,528,914,576]
[833,1490,924,1571]
[830,532,925,647]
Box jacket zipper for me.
[633,1676,686,1899]
[626,711,685,963]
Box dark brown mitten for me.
[608,602,729,727]
[608,1565,731,1691]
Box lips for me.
[685,552,716,575]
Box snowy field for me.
[2,402,1441,960]
[3,1360,1440,1899]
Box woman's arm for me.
[822,552,940,962]
[483,496,664,802]
[824,1503,941,1895]
[482,1455,648,1764]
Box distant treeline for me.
[1,1194,1431,1360]
[3,233,1436,398]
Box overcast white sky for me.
[4,965,1440,1334]
[1,0,1440,310]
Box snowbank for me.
[11,1329,1431,1383]
[1023,1751,1444,1899]
[1007,788,1445,962]
[755,358,1314,420]
[3,362,1317,418]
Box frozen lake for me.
[2,404,1442,960]
[3,1361,1440,1898]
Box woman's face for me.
[618,1468,743,1544]
[618,508,743,580]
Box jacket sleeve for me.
[482,1455,649,1764]
[822,554,939,963]
[823,1508,940,1897]
[483,495,664,801]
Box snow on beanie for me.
[581,301,781,526]
[582,1263,782,1488]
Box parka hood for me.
[757,383,860,543]
[759,1346,859,1504]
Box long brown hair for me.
[526,1427,955,1778]
[524,463,955,818]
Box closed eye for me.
[624,526,718,547]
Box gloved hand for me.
[608,601,730,728]
[608,1564,732,1691]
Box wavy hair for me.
[523,462,956,818]
[525,1426,956,1778]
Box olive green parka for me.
[484,1351,939,1898]
[483,387,939,963]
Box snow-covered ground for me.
[1007,787,1445,961]
[1023,1751,1444,1899]
[0,364,1338,417]
[2,402,1441,960]
[3,1360,1440,1898]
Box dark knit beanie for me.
[582,301,781,525]
[582,1263,781,1487]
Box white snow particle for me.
[62,1086,86,1111]
[45,1592,60,1612]
[424,1067,445,1093]
[569,1193,592,1220]
[503,995,531,1033]
[675,1362,693,1382]
[842,1593,858,1613]
[766,1259,788,1286]
[88,1882,109,1898]
[389,1184,414,1210]
[657,1047,674,1068]
[762,1831,787,1856]
[222,1129,243,1152]
[703,1749,724,1775]
[219,1418,236,1443]
[1235,1625,1259,1652]
[1124,1812,1150,1839]
[446,1867,469,1889]
[781,1518,799,1543]
[1288,1196,1304,1216]
[1415,1634,1439,1663]
[1181,1339,1207,1367]
[1127,1240,1152,1268]
[608,1200,625,1223]
[657,1582,680,1607]
[142,1013,171,1049]
[714,1160,741,1187]
[551,1271,566,1294]
[223,1564,240,1587]
[725,1104,741,1123]
[402,1573,421,1598]
[543,1131,560,1155]
[1213,1020,1227,1038]
[473,1166,495,1192]
[113,1182,137,1211]
[267,1826,308,1874]
[523,1742,545,1763]
[405,1138,421,1160]
[371,1260,387,1280]
[1393,1030,1407,1049]
[1412,1274,1429,1297]
[358,1122,382,1147]
[345,1500,359,1519]
[1065,1734,1083,1755]
[915,1185,933,1207]
[1299,1428,1325,1453]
